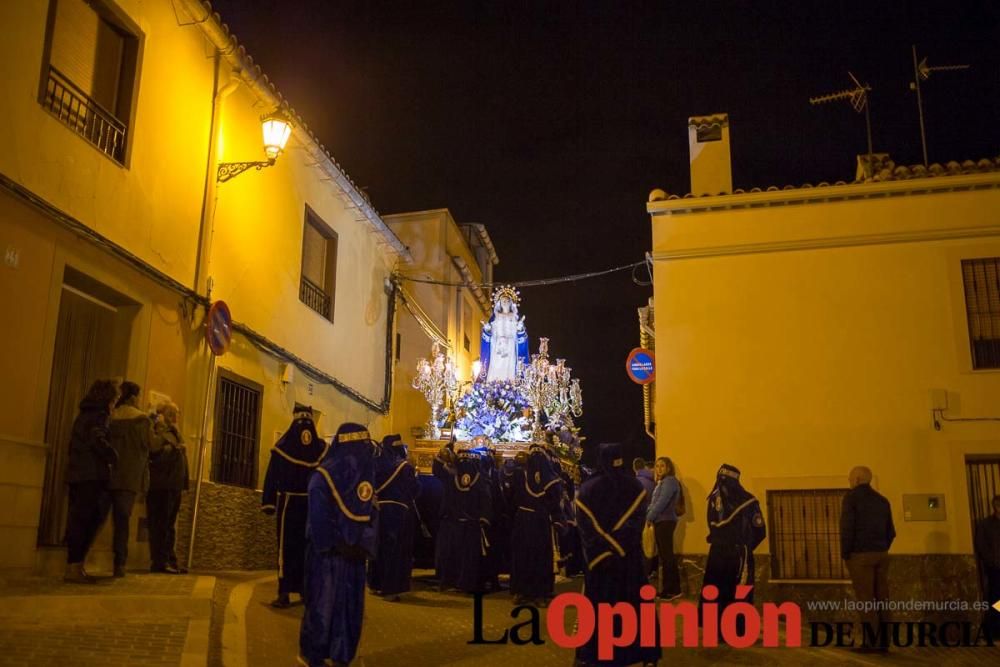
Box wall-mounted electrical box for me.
[902,493,946,521]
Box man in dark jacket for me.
[148,401,189,574]
[841,466,895,651]
[64,380,119,583]
[974,494,1000,636]
[108,381,157,577]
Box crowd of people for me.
[61,389,1000,663]
[64,379,190,583]
[261,408,771,667]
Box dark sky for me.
[209,0,1000,460]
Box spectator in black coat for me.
[148,401,189,574]
[840,466,895,652]
[64,380,120,584]
[108,381,157,577]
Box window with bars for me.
[40,0,141,164]
[967,458,1000,537]
[211,371,262,489]
[768,489,850,580]
[300,207,337,321]
[962,258,1000,370]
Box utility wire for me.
[396,258,649,289]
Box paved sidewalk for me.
[240,571,998,667]
[0,570,215,667]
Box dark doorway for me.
[37,267,137,546]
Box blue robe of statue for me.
[506,445,562,601]
[299,425,378,667]
[575,443,660,666]
[433,449,492,593]
[368,436,419,596]
[261,412,329,596]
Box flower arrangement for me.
[454,381,531,442]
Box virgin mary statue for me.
[480,285,529,384]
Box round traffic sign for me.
[626,347,655,385]
[206,301,233,356]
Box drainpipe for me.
[187,50,240,570]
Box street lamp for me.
[217,109,293,182]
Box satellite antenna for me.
[809,71,874,155]
[909,45,970,166]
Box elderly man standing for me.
[841,466,895,652]
[974,494,1000,636]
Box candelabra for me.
[412,342,458,439]
[518,338,582,443]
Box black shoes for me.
[270,594,291,609]
[113,566,126,578]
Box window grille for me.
[962,258,1000,369]
[967,458,1000,536]
[211,373,262,488]
[768,489,849,580]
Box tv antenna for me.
[909,45,970,166]
[809,71,874,156]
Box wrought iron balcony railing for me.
[300,276,332,319]
[42,66,127,164]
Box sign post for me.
[626,347,656,385]
[188,301,232,569]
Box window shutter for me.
[50,0,125,114]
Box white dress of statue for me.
[483,295,525,383]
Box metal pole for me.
[864,96,873,156]
[186,351,216,570]
[912,45,929,166]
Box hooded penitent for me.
[574,443,660,666]
[506,444,563,600]
[261,407,327,598]
[433,447,492,593]
[299,422,378,666]
[369,434,419,596]
[700,463,766,631]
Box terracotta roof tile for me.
[648,154,1000,202]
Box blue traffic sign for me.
[626,348,655,385]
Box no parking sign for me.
[626,348,655,385]
[206,301,233,356]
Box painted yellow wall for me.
[386,210,489,440]
[649,179,1000,557]
[193,66,400,483]
[0,0,213,289]
[0,189,197,569]
[0,0,403,569]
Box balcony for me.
[41,66,127,164]
[299,276,332,320]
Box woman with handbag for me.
[645,456,683,600]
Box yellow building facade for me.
[386,209,497,455]
[647,123,1000,606]
[0,0,409,571]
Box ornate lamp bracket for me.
[217,159,276,183]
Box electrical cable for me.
[932,409,1000,431]
[397,258,649,289]
[1,170,394,414]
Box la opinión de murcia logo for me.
[468,586,1000,654]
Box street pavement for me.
[1,569,995,666]
[242,571,998,667]
[0,569,213,667]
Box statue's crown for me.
[492,284,520,306]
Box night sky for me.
[209,0,999,461]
